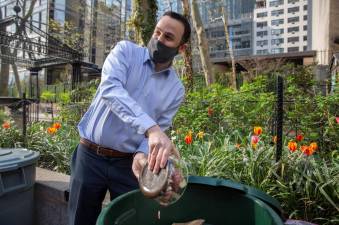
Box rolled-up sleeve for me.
[100,41,157,134]
[136,87,185,155]
[157,88,185,131]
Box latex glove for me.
[132,152,147,179]
[146,125,176,174]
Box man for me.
[68,11,191,225]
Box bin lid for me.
[0,148,39,172]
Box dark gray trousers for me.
[68,143,138,225]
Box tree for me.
[221,7,236,89]
[181,0,194,91]
[238,57,286,82]
[129,0,158,46]
[191,0,214,86]
[0,0,37,97]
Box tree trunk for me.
[132,0,158,46]
[11,64,22,97]
[181,0,194,91]
[191,0,214,86]
[222,7,236,89]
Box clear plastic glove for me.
[132,152,147,179]
[146,125,178,173]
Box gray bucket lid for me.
[0,148,39,172]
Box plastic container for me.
[139,156,188,206]
[0,148,40,225]
[97,176,285,225]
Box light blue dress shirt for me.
[78,40,185,155]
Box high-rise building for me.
[253,0,309,55]
[198,0,255,62]
[157,0,182,16]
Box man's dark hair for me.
[163,11,191,44]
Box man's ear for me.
[178,43,187,54]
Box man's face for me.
[152,15,185,49]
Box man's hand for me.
[146,125,174,174]
[132,152,147,179]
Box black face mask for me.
[147,37,179,64]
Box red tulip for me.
[296,134,303,142]
[184,134,193,144]
[251,135,259,145]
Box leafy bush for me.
[27,121,79,174]
[174,130,339,224]
[0,120,23,147]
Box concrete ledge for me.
[34,167,110,225]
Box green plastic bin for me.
[0,148,40,225]
[97,176,285,225]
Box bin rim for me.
[188,176,283,217]
[97,176,285,225]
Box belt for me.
[80,138,133,158]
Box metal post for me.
[72,62,81,89]
[276,76,284,162]
[22,92,27,147]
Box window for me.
[288,36,299,43]
[288,7,300,13]
[272,48,284,53]
[272,38,284,45]
[288,0,299,4]
[38,12,42,29]
[288,47,299,52]
[303,36,307,41]
[288,26,299,33]
[288,17,299,23]
[270,0,283,7]
[271,9,284,16]
[304,15,307,20]
[257,21,268,28]
[257,49,268,55]
[303,46,307,51]
[272,28,284,35]
[303,25,307,31]
[257,12,268,18]
[304,5,308,10]
[242,40,251,48]
[272,19,284,26]
[257,40,268,46]
[257,31,268,37]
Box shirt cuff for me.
[133,113,157,134]
[136,138,149,155]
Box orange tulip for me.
[184,134,193,144]
[52,122,61,129]
[301,145,314,156]
[296,134,303,142]
[309,142,318,152]
[47,127,57,135]
[288,141,297,152]
[253,126,262,135]
[2,121,10,129]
